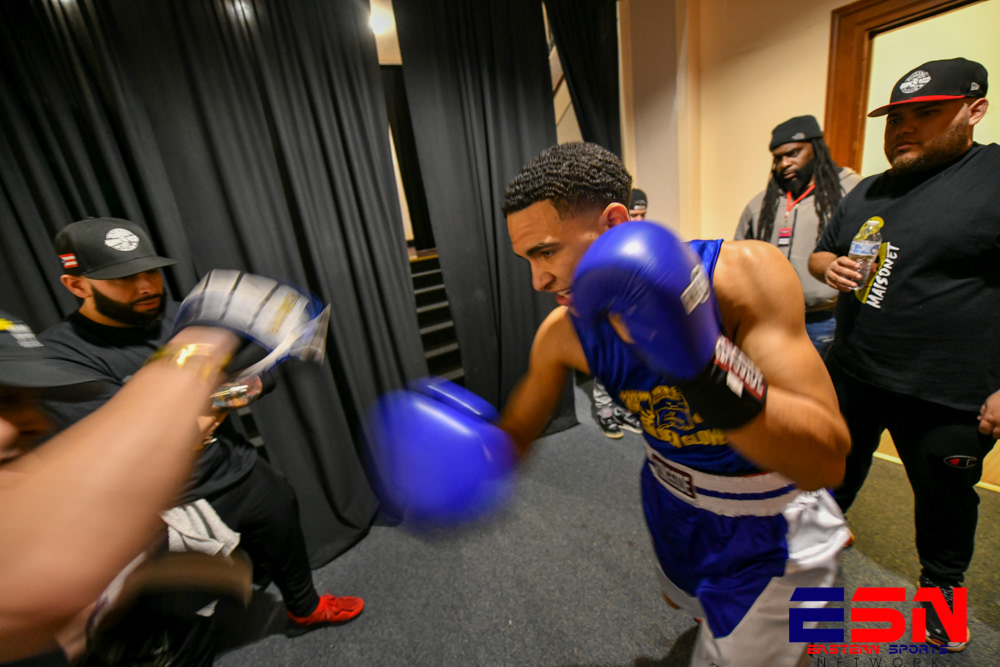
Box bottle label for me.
[849,240,879,257]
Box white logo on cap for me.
[791,132,805,140]
[105,228,140,252]
[971,82,981,91]
[900,70,931,94]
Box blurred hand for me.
[824,256,863,292]
[978,389,1000,439]
[211,375,264,411]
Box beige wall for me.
[623,0,853,241]
[620,0,686,234]
[860,0,1000,176]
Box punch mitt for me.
[173,270,330,380]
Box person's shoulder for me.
[714,241,799,320]
[38,316,106,367]
[740,188,766,214]
[38,315,83,349]
[716,239,785,280]
[971,142,1000,164]
[536,305,574,345]
[838,166,864,190]
[837,169,883,204]
[533,305,587,370]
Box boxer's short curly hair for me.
[502,142,632,218]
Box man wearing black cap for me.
[0,310,240,665]
[628,188,648,220]
[735,115,861,357]
[39,218,363,643]
[809,57,998,652]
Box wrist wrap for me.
[677,335,767,430]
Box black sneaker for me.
[918,577,968,652]
[616,410,643,434]
[596,410,624,439]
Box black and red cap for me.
[54,217,176,280]
[868,57,988,118]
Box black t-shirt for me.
[815,143,1000,411]
[39,304,257,502]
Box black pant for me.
[828,361,996,585]
[206,457,320,616]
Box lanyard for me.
[778,184,813,258]
[785,184,815,218]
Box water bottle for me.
[848,217,883,290]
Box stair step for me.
[409,252,464,385]
[417,301,452,328]
[409,255,440,273]
[428,353,463,379]
[419,320,454,335]
[440,367,465,385]
[414,284,447,308]
[425,341,459,359]
[420,320,456,350]
[411,268,443,290]
[427,344,461,376]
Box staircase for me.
[410,254,465,385]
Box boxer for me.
[370,143,851,667]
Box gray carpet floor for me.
[215,378,1000,666]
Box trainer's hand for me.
[173,270,330,379]
[366,378,517,525]
[573,222,766,430]
[211,375,264,411]
[824,256,863,292]
[979,389,1000,439]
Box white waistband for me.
[645,445,800,517]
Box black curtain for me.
[393,0,576,433]
[381,65,435,252]
[545,0,622,156]
[0,0,427,566]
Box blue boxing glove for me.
[572,222,766,430]
[366,377,517,525]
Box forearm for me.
[726,387,850,490]
[0,327,238,658]
[808,251,836,283]
[499,368,568,459]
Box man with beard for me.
[809,58,999,652]
[735,115,860,357]
[39,218,363,650]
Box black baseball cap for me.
[0,311,103,396]
[629,188,648,211]
[868,57,988,117]
[770,115,823,151]
[54,218,176,280]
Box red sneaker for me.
[843,528,855,549]
[287,593,364,636]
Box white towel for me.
[160,499,241,557]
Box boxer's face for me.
[507,200,608,308]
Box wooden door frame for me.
[824,0,982,170]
